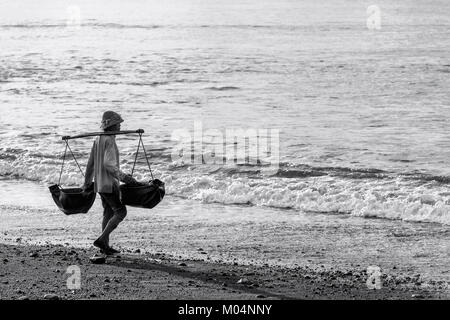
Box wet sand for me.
[0,242,447,300]
[0,182,449,300]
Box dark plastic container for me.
[49,183,96,215]
[120,179,165,209]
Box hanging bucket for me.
[49,183,96,215]
[49,129,164,215]
[49,138,95,215]
[120,179,165,209]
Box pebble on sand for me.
[237,278,250,284]
[44,294,60,300]
[90,256,106,264]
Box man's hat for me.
[100,111,124,129]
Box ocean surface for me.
[1,0,450,228]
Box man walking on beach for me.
[83,111,137,255]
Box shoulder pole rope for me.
[59,129,152,183]
[130,132,154,180]
[58,140,85,186]
[58,142,68,186]
[137,133,160,200]
[139,133,154,180]
[131,135,141,177]
[141,135,154,181]
[66,141,85,178]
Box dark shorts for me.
[99,185,127,221]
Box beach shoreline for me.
[1,0,449,303]
[0,242,446,300]
[0,181,449,300]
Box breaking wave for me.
[1,148,450,225]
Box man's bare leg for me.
[95,215,123,254]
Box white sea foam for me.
[4,148,449,229]
[2,148,450,225]
[1,0,450,227]
[164,173,450,225]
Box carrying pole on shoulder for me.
[62,129,144,140]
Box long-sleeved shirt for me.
[85,135,123,193]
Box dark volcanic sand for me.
[0,243,446,300]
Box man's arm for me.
[104,138,137,184]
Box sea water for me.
[0,0,449,288]
[1,0,450,225]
